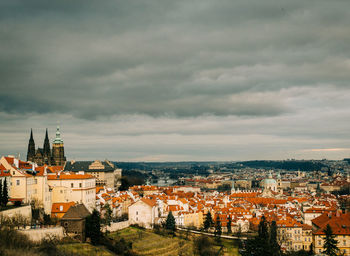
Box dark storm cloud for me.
[1,0,350,161]
[1,0,350,119]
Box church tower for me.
[52,126,66,166]
[27,129,36,162]
[43,128,52,165]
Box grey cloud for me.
[1,0,350,160]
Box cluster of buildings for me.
[122,173,350,255]
[1,127,350,255]
[0,127,122,217]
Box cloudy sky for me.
[1,0,350,161]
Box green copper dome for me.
[53,126,64,144]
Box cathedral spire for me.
[27,129,35,162]
[43,128,51,165]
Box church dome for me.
[261,170,277,190]
[262,178,277,185]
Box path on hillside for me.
[177,227,248,240]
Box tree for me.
[0,180,2,207]
[2,179,8,207]
[214,215,222,241]
[119,177,130,191]
[227,215,232,234]
[203,211,213,231]
[86,209,101,245]
[103,203,113,227]
[322,224,339,256]
[269,221,281,256]
[165,211,176,234]
[241,216,271,256]
[193,235,216,256]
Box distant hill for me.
[236,160,326,172]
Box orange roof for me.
[51,202,76,213]
[313,212,350,235]
[141,198,157,207]
[47,173,94,180]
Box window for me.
[13,171,15,175]
[71,183,74,188]
[79,183,82,188]
[136,211,138,215]
[34,179,37,184]
[16,180,20,186]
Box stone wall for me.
[18,227,65,242]
[103,220,130,232]
[0,205,32,220]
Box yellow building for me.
[47,172,96,212]
[301,224,313,251]
[277,218,304,251]
[0,155,52,213]
[183,210,203,229]
[312,211,350,256]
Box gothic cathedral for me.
[27,126,66,166]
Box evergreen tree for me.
[165,211,176,234]
[103,203,113,227]
[241,215,270,256]
[269,221,281,256]
[86,209,101,245]
[214,215,222,238]
[227,215,232,234]
[2,179,8,207]
[322,224,339,256]
[0,180,3,207]
[203,211,213,231]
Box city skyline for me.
[1,0,350,161]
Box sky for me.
[1,0,350,162]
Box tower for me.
[52,126,66,166]
[43,128,52,165]
[231,179,235,193]
[27,129,36,162]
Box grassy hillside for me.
[110,227,239,256]
[53,226,239,256]
[110,227,193,256]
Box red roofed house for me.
[51,201,76,219]
[312,211,350,255]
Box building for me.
[64,160,121,189]
[261,171,278,192]
[0,155,52,213]
[61,204,90,242]
[312,211,350,255]
[128,198,159,229]
[26,127,66,166]
[51,201,76,219]
[47,172,96,212]
[277,218,304,251]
